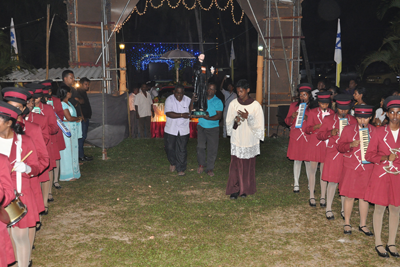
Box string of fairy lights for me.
[127,43,200,70]
[116,0,245,32]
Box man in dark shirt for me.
[60,70,83,117]
[77,77,93,162]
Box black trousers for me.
[138,116,151,138]
[164,132,190,172]
[197,125,219,171]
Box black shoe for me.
[344,224,352,235]
[326,210,334,220]
[79,157,86,162]
[341,211,345,220]
[386,245,400,258]
[359,226,374,236]
[53,182,62,189]
[375,245,389,258]
[240,194,247,198]
[309,198,316,207]
[36,222,42,232]
[83,155,93,161]
[48,193,54,202]
[230,192,239,200]
[320,198,326,207]
[41,207,49,216]
[28,260,32,267]
[293,185,300,193]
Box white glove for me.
[13,162,32,174]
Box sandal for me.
[293,185,300,193]
[344,224,352,235]
[320,198,326,207]
[41,206,49,216]
[309,198,316,207]
[36,222,42,232]
[53,182,62,189]
[48,193,54,202]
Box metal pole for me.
[101,22,107,160]
[274,0,292,94]
[95,0,131,64]
[45,4,50,79]
[267,0,271,137]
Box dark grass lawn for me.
[33,137,398,266]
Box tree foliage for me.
[361,0,400,76]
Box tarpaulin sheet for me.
[86,93,129,148]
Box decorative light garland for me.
[127,43,200,70]
[116,0,244,32]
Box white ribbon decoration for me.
[16,134,22,194]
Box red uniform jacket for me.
[49,96,66,151]
[26,111,55,170]
[338,123,375,172]
[318,113,356,182]
[364,125,400,206]
[8,133,40,228]
[39,103,60,167]
[285,102,311,161]
[24,121,50,174]
[0,155,15,266]
[304,107,334,162]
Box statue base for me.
[190,110,209,118]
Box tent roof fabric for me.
[0,66,109,83]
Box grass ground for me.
[33,137,398,266]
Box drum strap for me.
[16,134,22,194]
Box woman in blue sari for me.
[58,85,82,181]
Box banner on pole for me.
[334,19,342,87]
[10,18,18,56]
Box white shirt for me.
[226,99,265,159]
[149,87,159,99]
[129,93,136,111]
[134,91,153,117]
[164,95,191,136]
[311,89,319,98]
[0,137,13,157]
[392,129,399,143]
[375,108,385,122]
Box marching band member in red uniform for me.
[2,87,51,265]
[0,154,16,267]
[285,83,313,193]
[25,83,58,216]
[41,80,65,195]
[0,101,40,267]
[337,105,375,236]
[364,96,400,258]
[317,95,356,220]
[304,92,334,207]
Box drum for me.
[0,206,10,225]
[4,195,27,227]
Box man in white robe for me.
[225,79,265,199]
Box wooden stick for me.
[11,151,33,172]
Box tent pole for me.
[46,4,50,79]
[101,22,107,160]
[127,91,131,138]
[95,0,131,64]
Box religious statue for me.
[191,53,214,116]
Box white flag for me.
[229,41,235,67]
[334,19,342,87]
[10,18,18,55]
[334,19,341,64]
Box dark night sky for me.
[0,0,394,77]
[302,0,391,66]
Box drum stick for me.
[11,150,33,172]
